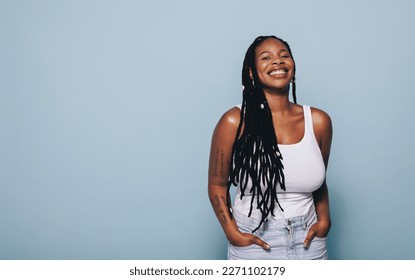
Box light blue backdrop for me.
[1,0,414,260]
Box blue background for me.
[1,0,415,259]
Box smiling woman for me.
[208,35,332,260]
[253,39,296,98]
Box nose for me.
[272,57,284,65]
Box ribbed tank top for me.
[233,105,326,219]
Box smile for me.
[269,69,288,76]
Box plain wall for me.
[1,0,415,259]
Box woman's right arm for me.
[208,108,270,250]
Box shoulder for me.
[309,106,332,147]
[216,106,241,130]
[310,106,332,130]
[211,106,241,140]
[210,106,242,153]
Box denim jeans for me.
[228,207,327,260]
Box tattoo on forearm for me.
[210,195,228,227]
[213,148,225,178]
[220,196,228,209]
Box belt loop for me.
[260,218,268,236]
[285,219,291,232]
[302,216,306,230]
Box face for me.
[253,38,295,93]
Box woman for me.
[208,35,332,260]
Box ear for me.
[249,68,253,80]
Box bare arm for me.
[208,108,270,249]
[304,108,333,247]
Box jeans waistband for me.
[232,206,316,232]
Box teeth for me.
[270,69,287,75]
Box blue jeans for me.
[228,207,328,260]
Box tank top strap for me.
[303,105,314,139]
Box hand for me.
[303,220,330,248]
[230,232,270,250]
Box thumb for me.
[252,236,271,250]
[304,230,316,248]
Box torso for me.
[232,104,326,219]
[272,103,305,145]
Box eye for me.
[261,56,271,60]
[281,53,290,58]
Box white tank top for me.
[233,105,326,219]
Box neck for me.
[263,90,292,114]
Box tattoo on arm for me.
[213,148,226,179]
[213,149,218,177]
[210,195,228,227]
[220,149,224,178]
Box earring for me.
[251,79,255,87]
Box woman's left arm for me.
[304,108,333,248]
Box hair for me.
[227,35,297,233]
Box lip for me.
[268,67,289,76]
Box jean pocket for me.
[230,220,259,249]
[229,242,257,250]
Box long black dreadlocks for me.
[227,35,297,233]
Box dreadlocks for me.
[227,35,297,233]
